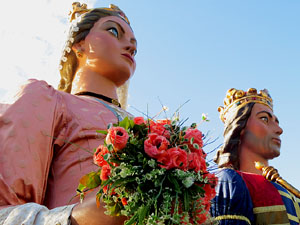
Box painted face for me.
[240,103,283,160]
[81,16,137,86]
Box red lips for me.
[121,53,134,64]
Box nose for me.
[274,123,283,135]
[125,44,137,57]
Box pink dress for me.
[0,79,130,223]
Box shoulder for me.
[211,168,254,223]
[215,168,250,198]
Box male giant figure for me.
[210,88,300,224]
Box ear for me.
[240,129,245,136]
[71,40,85,53]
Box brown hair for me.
[214,102,255,170]
[58,8,127,93]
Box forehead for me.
[251,103,276,118]
[94,16,134,34]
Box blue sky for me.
[1,0,299,188]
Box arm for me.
[0,80,74,224]
[210,168,254,225]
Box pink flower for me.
[106,127,129,151]
[100,164,111,181]
[149,121,170,139]
[159,147,188,170]
[93,145,109,167]
[183,128,203,152]
[188,150,207,172]
[133,117,146,125]
[144,133,169,158]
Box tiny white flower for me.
[162,106,169,111]
[202,113,209,121]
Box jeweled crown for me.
[69,2,130,24]
[218,88,273,123]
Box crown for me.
[69,2,130,24]
[218,88,273,123]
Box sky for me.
[1,0,299,188]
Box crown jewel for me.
[69,2,130,24]
[218,88,273,123]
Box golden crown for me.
[218,88,273,123]
[69,2,130,24]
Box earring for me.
[76,49,83,58]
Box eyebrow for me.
[257,110,280,124]
[105,20,137,46]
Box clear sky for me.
[1,0,299,188]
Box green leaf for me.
[103,153,110,161]
[183,191,191,211]
[190,123,197,128]
[138,203,150,225]
[77,183,86,193]
[193,143,199,149]
[119,117,130,130]
[182,144,189,150]
[107,144,113,151]
[79,171,101,189]
[96,130,108,135]
[125,213,138,225]
[190,137,194,144]
[168,174,181,193]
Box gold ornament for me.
[218,88,273,123]
[69,2,130,24]
[255,161,300,198]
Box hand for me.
[70,189,127,225]
[262,166,280,182]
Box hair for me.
[214,102,255,170]
[58,8,126,93]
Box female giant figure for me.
[0,3,136,225]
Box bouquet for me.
[77,115,217,225]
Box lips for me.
[121,53,134,64]
[272,138,281,146]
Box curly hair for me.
[214,102,255,170]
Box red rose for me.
[149,121,170,139]
[106,127,129,151]
[133,117,146,125]
[121,197,128,205]
[188,150,207,172]
[144,133,169,158]
[156,119,171,126]
[159,147,188,170]
[93,145,109,167]
[157,151,172,168]
[169,147,188,170]
[183,128,203,152]
[100,164,111,181]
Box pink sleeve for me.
[0,79,65,209]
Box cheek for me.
[86,34,118,55]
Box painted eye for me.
[108,27,119,38]
[260,116,269,122]
[132,49,137,56]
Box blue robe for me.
[210,168,300,224]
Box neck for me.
[239,147,269,175]
[71,67,118,100]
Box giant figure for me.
[0,2,137,225]
[211,88,300,224]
